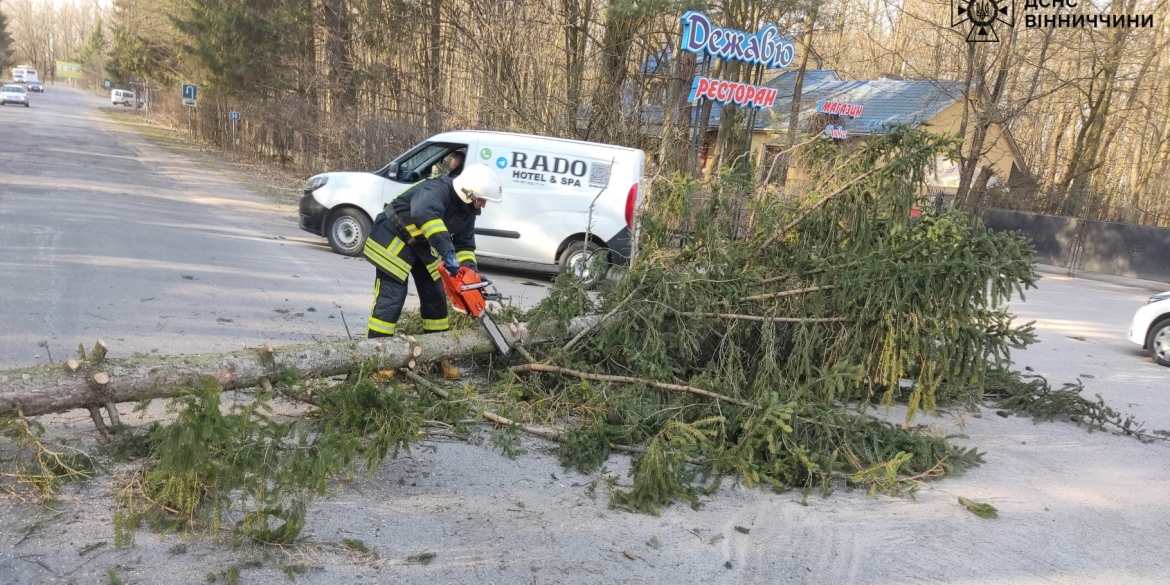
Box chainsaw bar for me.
[479,313,511,357]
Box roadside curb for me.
[1035,263,1169,294]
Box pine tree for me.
[0,3,14,75]
[169,0,312,96]
[105,0,179,85]
[79,18,106,66]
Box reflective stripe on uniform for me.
[427,258,442,281]
[363,245,408,281]
[368,316,396,335]
[421,218,448,238]
[371,279,381,310]
[455,250,476,264]
[423,317,449,331]
[363,238,411,280]
[404,223,424,238]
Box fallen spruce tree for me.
[495,126,1040,511]
[7,126,1141,545]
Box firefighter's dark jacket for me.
[387,176,479,264]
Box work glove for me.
[442,252,460,277]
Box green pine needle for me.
[958,496,998,519]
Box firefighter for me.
[363,162,504,379]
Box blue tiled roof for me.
[704,70,964,135]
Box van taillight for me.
[625,184,638,229]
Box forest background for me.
[0,0,1168,226]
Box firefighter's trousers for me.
[363,223,449,338]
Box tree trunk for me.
[956,28,1015,212]
[588,6,642,142]
[425,0,444,134]
[562,0,593,136]
[322,0,355,112]
[778,7,818,188]
[0,317,597,418]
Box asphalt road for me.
[0,86,553,369]
[1008,268,1170,429]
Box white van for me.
[299,130,644,273]
[111,89,136,106]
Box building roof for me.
[705,70,966,136]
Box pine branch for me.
[958,496,998,518]
[562,291,636,353]
[759,164,887,250]
[742,285,836,302]
[401,369,644,453]
[510,363,756,408]
[697,313,846,324]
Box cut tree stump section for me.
[0,317,597,418]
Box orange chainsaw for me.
[440,266,511,356]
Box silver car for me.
[0,84,29,107]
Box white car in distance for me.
[0,84,29,107]
[1129,291,1170,367]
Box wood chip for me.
[412,346,422,357]
[623,551,636,561]
[408,360,416,369]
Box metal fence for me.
[981,208,1170,283]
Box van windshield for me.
[3,85,25,93]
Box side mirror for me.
[384,162,399,179]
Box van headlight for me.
[305,176,329,192]
[1148,292,1170,305]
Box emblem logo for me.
[953,0,1014,42]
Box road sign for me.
[103,80,111,90]
[229,111,240,121]
[182,98,197,108]
[182,84,198,100]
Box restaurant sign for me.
[688,76,778,109]
[680,11,795,110]
[680,12,796,69]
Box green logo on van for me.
[479,148,492,160]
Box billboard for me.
[56,61,83,79]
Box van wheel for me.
[326,208,371,257]
[558,240,608,286]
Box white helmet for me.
[453,163,504,204]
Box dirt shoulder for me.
[100,108,306,209]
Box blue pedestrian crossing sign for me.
[103,80,111,90]
[229,111,241,121]
[182,84,198,100]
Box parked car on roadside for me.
[299,130,644,281]
[0,84,30,107]
[1128,291,1170,366]
[27,81,43,93]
